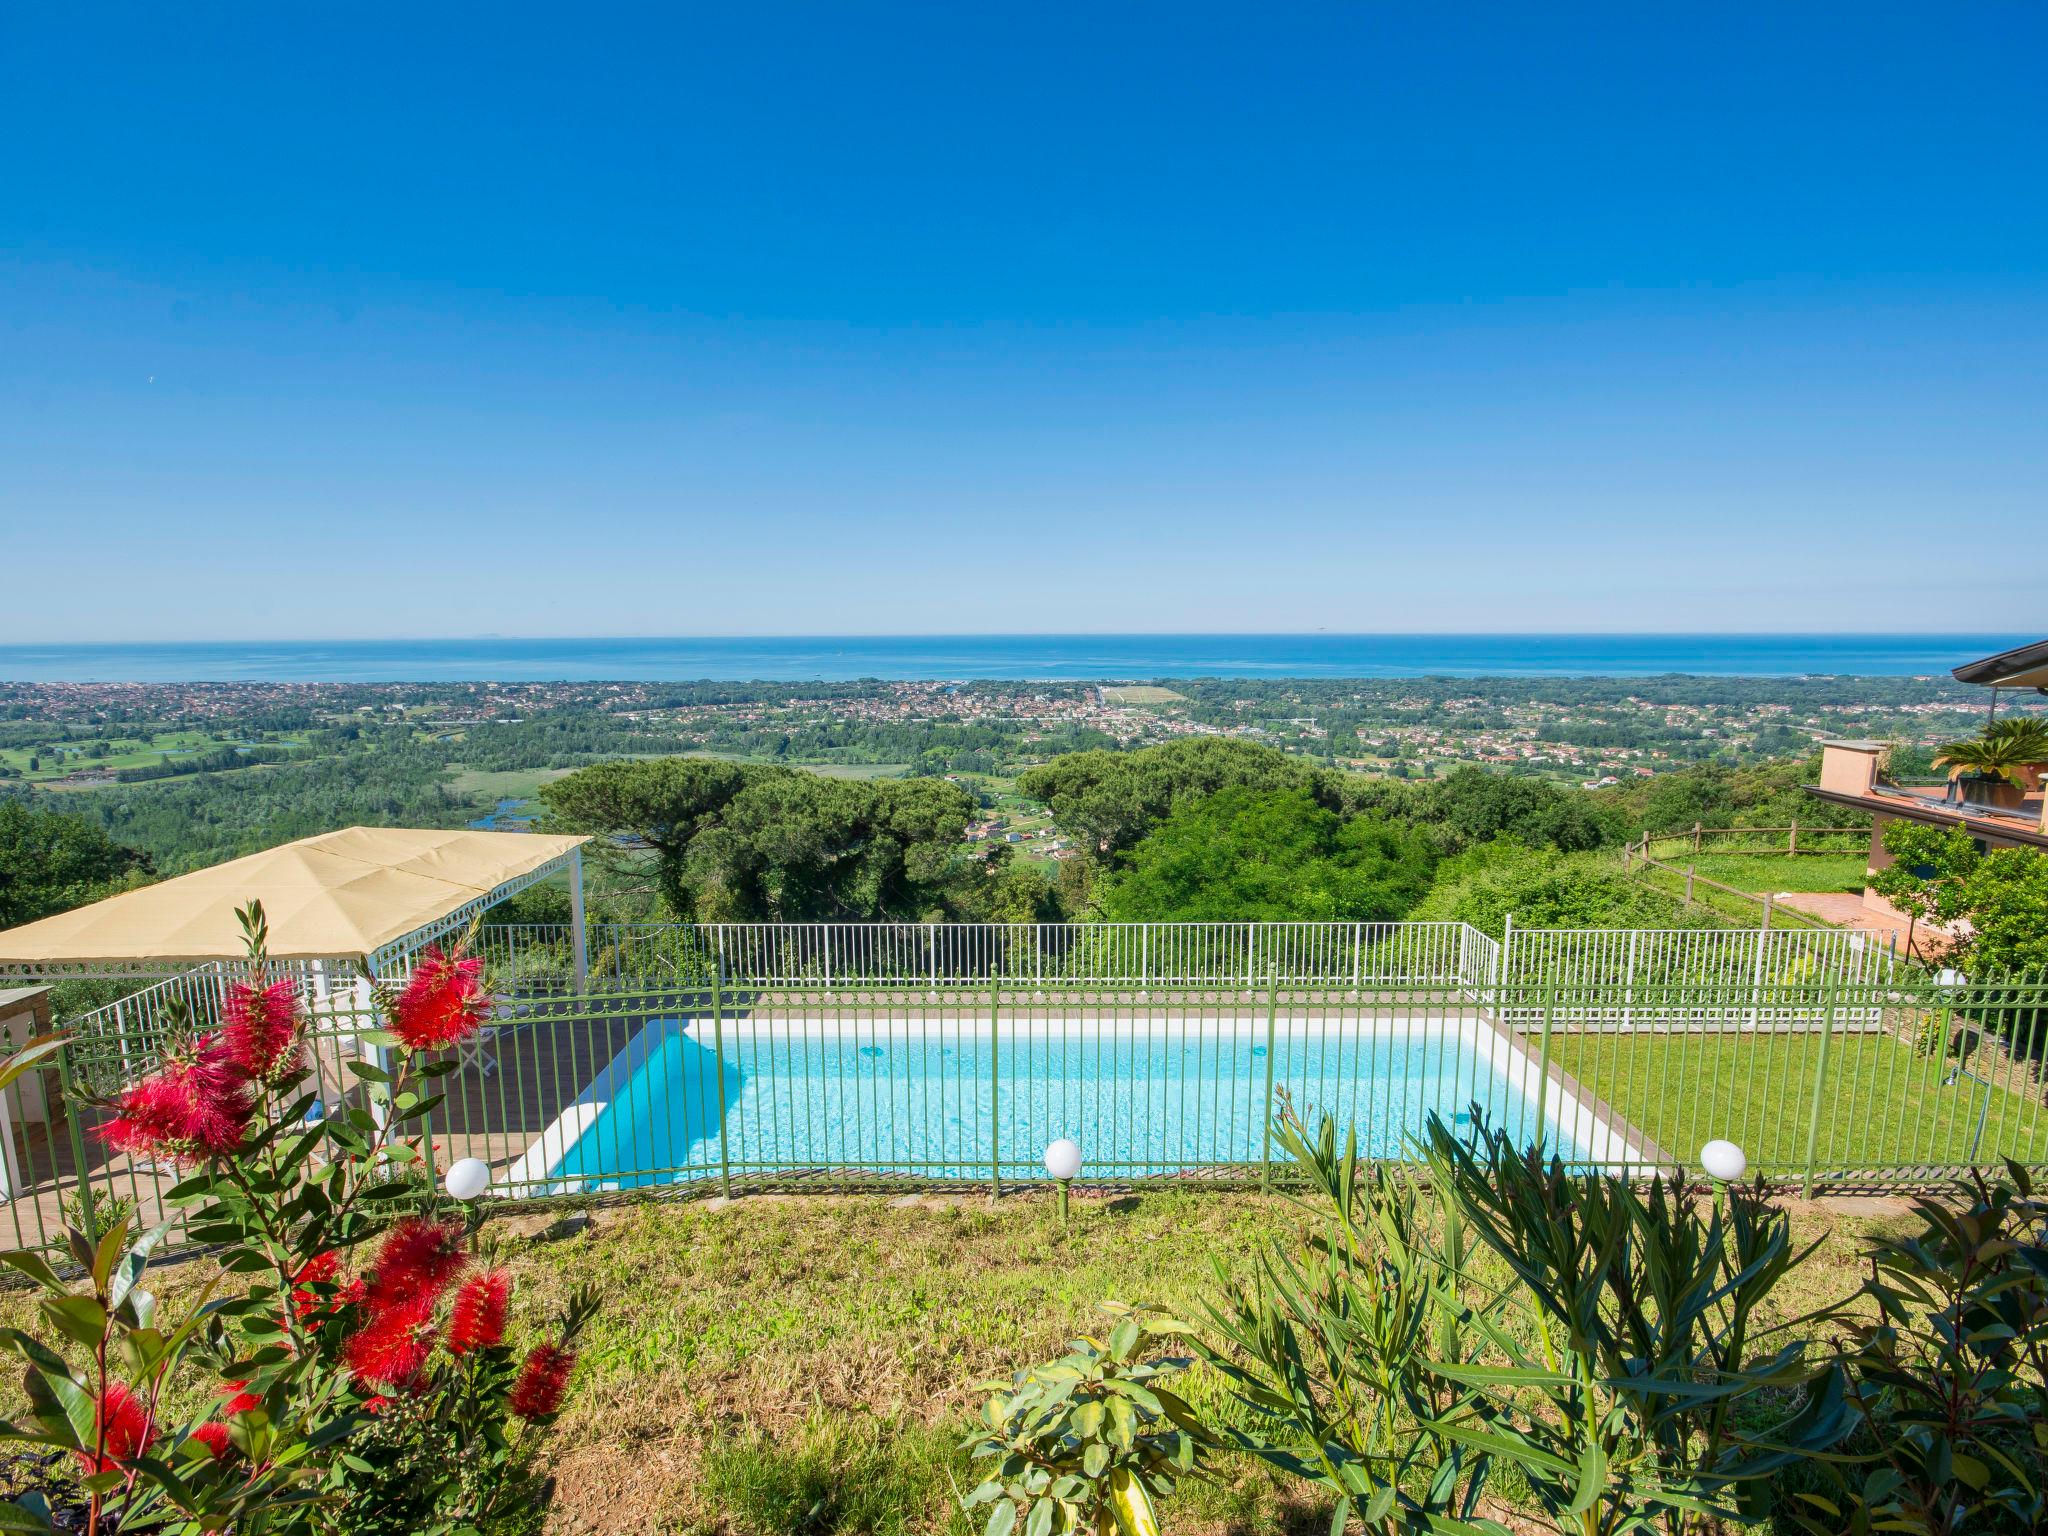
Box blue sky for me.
[3,4,2044,641]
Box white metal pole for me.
[567,847,589,997]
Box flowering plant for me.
[0,902,596,1535]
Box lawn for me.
[1551,1027,2048,1177]
[1674,852,1870,896]
[0,1190,1920,1535]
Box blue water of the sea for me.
[0,634,2021,683]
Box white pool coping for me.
[502,1011,1650,1193]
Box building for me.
[1805,639,2048,923]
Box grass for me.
[1671,852,1870,896]
[447,766,577,800]
[1551,1027,2048,1174]
[0,1189,1922,1535]
[1097,686,1186,706]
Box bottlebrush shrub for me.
[0,901,600,1536]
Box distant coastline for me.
[0,634,2022,685]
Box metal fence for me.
[476,919,1482,993]
[8,922,2046,1262]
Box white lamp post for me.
[1044,1138,1081,1223]
[1699,1139,1747,1184]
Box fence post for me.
[1261,969,1279,1193]
[988,973,1002,1201]
[1693,822,1703,854]
[56,1037,98,1236]
[1686,864,1696,904]
[1788,818,1798,857]
[1761,894,1773,931]
[1800,970,1841,1197]
[1533,970,1558,1154]
[713,962,731,1198]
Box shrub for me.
[1786,1165,2048,1535]
[0,902,596,1534]
[962,1304,1213,1536]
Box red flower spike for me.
[75,1381,153,1473]
[217,1380,261,1417]
[97,1036,253,1162]
[390,947,491,1050]
[508,1341,575,1421]
[290,1249,344,1321]
[221,976,309,1086]
[191,1421,233,1460]
[362,1217,468,1309]
[446,1269,511,1356]
[344,1290,438,1389]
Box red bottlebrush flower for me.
[361,1217,468,1310]
[290,1249,344,1321]
[97,1036,252,1162]
[216,1380,261,1417]
[75,1381,153,1473]
[445,1269,511,1356]
[390,947,491,1050]
[344,1290,438,1389]
[221,975,308,1086]
[508,1341,575,1421]
[361,1393,392,1416]
[191,1421,233,1460]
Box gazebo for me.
[0,825,589,987]
[0,826,588,1214]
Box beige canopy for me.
[0,826,586,971]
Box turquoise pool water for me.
[538,1017,1602,1190]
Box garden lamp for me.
[1044,1138,1081,1223]
[444,1157,493,1248]
[1699,1139,1747,1184]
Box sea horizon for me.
[0,633,2024,684]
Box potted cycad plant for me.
[1935,717,2048,808]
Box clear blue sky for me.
[4,4,2043,641]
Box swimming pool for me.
[507,1012,1639,1193]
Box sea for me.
[0,634,2026,684]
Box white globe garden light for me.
[1043,1138,1082,1182]
[1044,1138,1082,1224]
[1699,1139,1748,1184]
[444,1157,492,1203]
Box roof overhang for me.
[1803,785,2048,850]
[1953,638,2048,691]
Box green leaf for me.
[0,1036,66,1095]
[39,1296,107,1353]
[0,1251,68,1296]
[0,1493,55,1534]
[109,1222,172,1314]
[984,1501,1017,1536]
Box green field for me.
[1678,851,1871,895]
[1097,685,1187,705]
[446,766,577,800]
[0,730,260,784]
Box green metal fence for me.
[6,933,2045,1260]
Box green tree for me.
[1018,738,1337,859]
[541,758,975,922]
[1096,787,1434,923]
[0,798,152,927]
[1867,821,1979,963]
[1960,847,2048,976]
